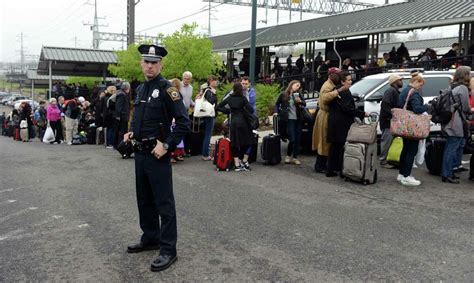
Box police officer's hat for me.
[138,44,168,62]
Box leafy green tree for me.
[66,77,103,87]
[162,23,223,81]
[108,44,143,83]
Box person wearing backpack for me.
[34,100,47,141]
[64,97,81,145]
[440,66,472,184]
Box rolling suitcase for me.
[20,128,29,141]
[87,126,97,144]
[425,136,446,176]
[261,134,281,165]
[248,133,259,163]
[186,116,204,156]
[342,142,378,185]
[215,138,233,171]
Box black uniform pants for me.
[135,152,177,256]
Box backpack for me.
[429,89,455,124]
[34,109,46,127]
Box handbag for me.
[387,137,403,166]
[390,89,431,140]
[346,118,378,144]
[42,126,55,143]
[244,108,259,130]
[20,119,27,129]
[193,93,215,118]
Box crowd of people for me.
[1,61,473,184]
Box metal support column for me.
[249,0,257,85]
[48,61,52,100]
[227,50,234,79]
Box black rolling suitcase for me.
[248,132,259,163]
[261,134,281,165]
[186,116,204,156]
[87,126,97,144]
[425,136,446,176]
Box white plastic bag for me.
[415,139,426,165]
[42,126,55,144]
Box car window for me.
[350,78,386,98]
[421,77,451,97]
[368,83,391,101]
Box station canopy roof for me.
[210,0,474,51]
[37,46,118,77]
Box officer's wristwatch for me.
[162,143,169,151]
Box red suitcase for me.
[215,138,233,171]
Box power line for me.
[136,3,224,33]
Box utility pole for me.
[249,0,257,85]
[127,0,140,46]
[208,1,212,36]
[83,0,107,49]
[20,32,24,73]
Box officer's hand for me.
[151,140,167,159]
[124,132,133,143]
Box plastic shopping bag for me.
[42,126,55,144]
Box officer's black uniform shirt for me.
[130,75,190,151]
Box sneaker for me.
[284,156,292,164]
[67,142,72,145]
[234,164,245,172]
[292,159,301,165]
[381,162,396,169]
[106,145,114,149]
[397,174,403,182]
[243,161,251,171]
[412,163,418,168]
[401,176,421,186]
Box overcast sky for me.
[0,0,458,62]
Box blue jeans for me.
[454,138,466,168]
[399,138,419,177]
[442,136,463,178]
[201,117,215,157]
[106,127,115,146]
[286,119,302,158]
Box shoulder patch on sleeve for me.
[167,87,181,101]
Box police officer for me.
[123,44,190,272]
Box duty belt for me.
[132,137,158,152]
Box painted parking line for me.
[0,222,89,242]
[0,207,38,224]
[0,200,17,205]
[0,215,64,241]
[0,185,33,194]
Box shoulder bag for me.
[390,89,431,140]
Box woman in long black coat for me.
[216,82,256,171]
[326,71,365,177]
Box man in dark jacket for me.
[296,54,304,73]
[442,43,460,68]
[114,82,131,147]
[379,74,403,168]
